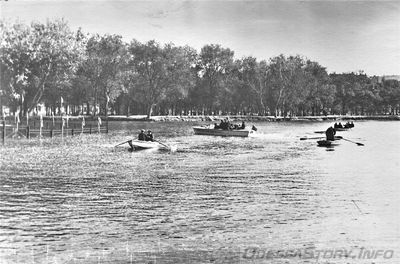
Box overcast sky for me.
[1,0,399,76]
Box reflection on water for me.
[0,121,399,263]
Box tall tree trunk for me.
[147,103,155,119]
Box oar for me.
[114,139,134,147]
[153,139,170,149]
[300,136,343,141]
[340,137,364,146]
[300,136,325,140]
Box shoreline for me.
[6,114,399,123]
[106,114,400,122]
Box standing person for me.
[138,129,146,141]
[325,126,336,141]
[146,130,154,142]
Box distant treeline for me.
[1,19,399,118]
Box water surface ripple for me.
[0,121,399,263]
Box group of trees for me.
[1,19,399,119]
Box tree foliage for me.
[0,19,84,117]
[1,19,399,118]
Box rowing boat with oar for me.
[193,126,255,137]
[129,141,170,151]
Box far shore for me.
[5,114,400,123]
[105,114,400,122]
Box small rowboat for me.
[129,141,169,151]
[317,140,340,147]
[314,127,351,133]
[335,127,351,131]
[193,126,255,137]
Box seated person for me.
[325,126,336,141]
[225,119,231,130]
[240,121,246,129]
[138,129,146,141]
[220,120,228,130]
[145,130,154,142]
[216,120,224,129]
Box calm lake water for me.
[0,120,399,264]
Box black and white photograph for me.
[0,0,399,263]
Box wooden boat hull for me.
[130,141,169,151]
[315,127,351,133]
[193,127,252,137]
[317,140,340,147]
[334,127,350,131]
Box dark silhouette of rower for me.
[325,126,336,141]
[138,129,146,141]
[145,130,154,142]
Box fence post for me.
[89,124,92,134]
[26,126,30,139]
[72,129,74,136]
[2,121,5,145]
[50,129,53,138]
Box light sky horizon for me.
[1,0,399,76]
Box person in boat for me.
[337,122,343,128]
[325,126,336,141]
[226,118,232,130]
[220,118,230,130]
[216,120,224,129]
[138,129,146,141]
[146,130,154,142]
[240,121,246,129]
[334,122,338,129]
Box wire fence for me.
[1,116,108,145]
